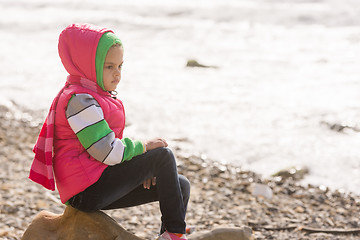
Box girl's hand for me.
[143,177,156,189]
[144,138,168,152]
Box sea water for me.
[0,0,359,194]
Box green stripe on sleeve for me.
[121,138,144,162]
[76,120,113,149]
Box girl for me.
[29,23,190,240]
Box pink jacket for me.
[54,24,125,203]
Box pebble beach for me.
[1,1,360,238]
[0,105,359,240]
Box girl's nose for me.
[114,68,121,76]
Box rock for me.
[186,59,218,69]
[320,121,360,133]
[294,206,305,213]
[22,206,252,240]
[251,183,273,200]
[272,166,309,181]
[22,206,143,240]
[188,227,253,240]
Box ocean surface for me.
[1,0,359,194]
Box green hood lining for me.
[95,32,122,91]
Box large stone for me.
[22,206,252,240]
[21,206,142,240]
[188,227,253,240]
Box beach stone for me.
[272,166,309,181]
[22,206,252,240]
[188,227,253,240]
[22,206,142,240]
[186,59,218,69]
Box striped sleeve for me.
[65,94,144,165]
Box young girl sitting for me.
[29,23,190,240]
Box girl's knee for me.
[159,147,174,157]
[157,147,176,164]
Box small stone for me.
[294,206,305,213]
[36,200,49,209]
[251,183,273,200]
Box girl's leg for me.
[68,147,188,234]
[103,174,190,235]
[160,175,190,234]
[103,175,190,211]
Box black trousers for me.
[68,147,190,234]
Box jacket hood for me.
[58,23,113,86]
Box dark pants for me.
[68,147,190,234]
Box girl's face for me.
[103,45,124,91]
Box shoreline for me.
[0,105,359,239]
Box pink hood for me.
[58,23,112,82]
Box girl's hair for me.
[112,43,122,47]
[110,43,123,50]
